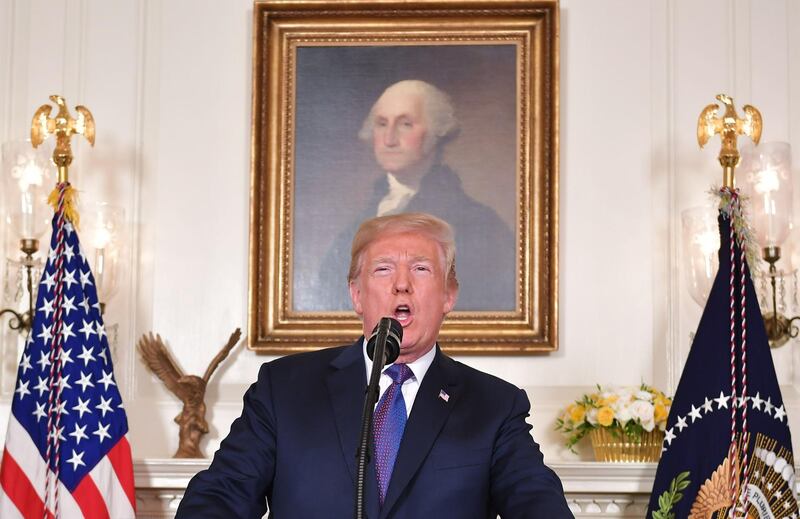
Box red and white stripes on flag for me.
[1,416,135,518]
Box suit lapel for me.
[380,348,461,518]
[326,341,367,485]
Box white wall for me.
[0,0,799,463]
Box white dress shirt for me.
[362,341,436,417]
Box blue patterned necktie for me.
[373,363,414,505]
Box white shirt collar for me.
[362,338,436,384]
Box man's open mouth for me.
[394,304,413,326]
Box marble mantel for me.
[133,459,658,517]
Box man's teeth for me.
[394,306,411,321]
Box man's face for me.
[371,89,432,176]
[349,231,457,364]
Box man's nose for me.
[383,124,399,147]
[392,269,412,294]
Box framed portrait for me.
[249,0,559,353]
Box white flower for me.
[600,390,615,401]
[629,400,655,423]
[616,387,634,399]
[641,417,656,432]
[586,407,598,425]
[635,390,654,401]
[615,405,632,425]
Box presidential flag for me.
[648,190,798,518]
[0,184,135,518]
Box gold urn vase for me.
[589,428,664,462]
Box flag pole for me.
[696,93,763,516]
[30,95,95,518]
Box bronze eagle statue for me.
[137,328,242,458]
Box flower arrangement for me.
[556,384,672,452]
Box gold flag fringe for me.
[47,184,80,229]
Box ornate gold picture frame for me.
[249,0,559,354]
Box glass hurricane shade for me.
[739,142,794,249]
[81,201,123,304]
[683,206,720,307]
[2,140,54,243]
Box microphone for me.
[355,317,403,518]
[366,317,402,366]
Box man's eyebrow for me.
[375,113,415,121]
[370,256,396,265]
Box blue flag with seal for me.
[647,189,798,518]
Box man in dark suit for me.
[177,213,571,518]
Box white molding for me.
[0,0,13,396]
[132,459,658,493]
[659,0,680,394]
[7,0,30,135]
[555,462,656,494]
[731,0,752,102]
[0,0,30,396]
[129,0,161,400]
[135,458,208,489]
[132,459,659,517]
[61,0,87,182]
[0,0,13,141]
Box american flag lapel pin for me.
[438,389,450,403]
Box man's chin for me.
[379,164,408,175]
[395,342,433,364]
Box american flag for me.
[0,185,135,518]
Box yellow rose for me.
[654,394,670,407]
[598,395,619,407]
[569,404,586,424]
[597,406,615,427]
[654,403,668,423]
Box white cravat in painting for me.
[376,173,418,216]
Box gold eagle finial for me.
[30,94,95,183]
[697,94,762,188]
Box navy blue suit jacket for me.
[177,342,572,518]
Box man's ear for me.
[443,285,458,315]
[349,281,363,316]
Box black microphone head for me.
[366,317,403,365]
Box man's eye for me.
[414,265,431,273]
[375,120,388,128]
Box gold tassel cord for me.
[47,184,80,229]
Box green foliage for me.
[651,471,691,519]
[712,186,760,273]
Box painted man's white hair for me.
[358,80,459,149]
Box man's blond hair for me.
[348,212,458,289]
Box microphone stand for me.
[354,326,391,519]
